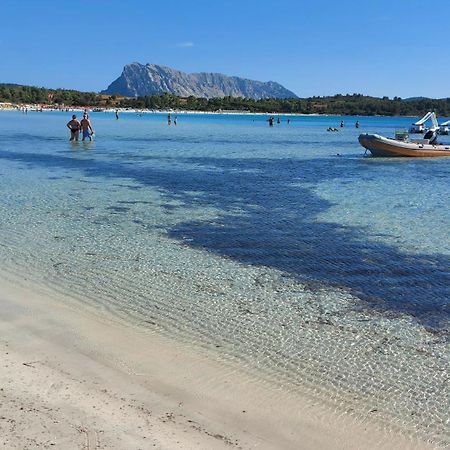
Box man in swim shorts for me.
[80,113,95,141]
[67,115,81,141]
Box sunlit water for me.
[0,110,449,445]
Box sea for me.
[0,110,449,446]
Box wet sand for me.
[0,279,437,450]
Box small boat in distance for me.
[359,132,450,157]
[439,119,450,135]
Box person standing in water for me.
[115,109,119,120]
[174,116,177,126]
[340,120,344,128]
[67,114,81,141]
[80,113,95,141]
[167,113,172,125]
[355,120,360,128]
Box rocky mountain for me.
[102,63,297,99]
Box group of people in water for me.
[66,111,361,140]
[67,111,95,141]
[66,110,180,141]
[266,116,360,130]
[267,116,291,127]
[167,113,177,125]
[327,120,360,132]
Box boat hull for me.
[358,134,450,157]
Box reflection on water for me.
[0,111,449,446]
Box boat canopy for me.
[440,119,450,126]
[413,111,433,126]
[412,111,439,130]
[413,112,433,125]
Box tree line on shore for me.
[1,83,449,116]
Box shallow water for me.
[0,110,449,445]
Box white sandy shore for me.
[0,105,321,116]
[0,279,437,450]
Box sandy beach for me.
[0,276,437,450]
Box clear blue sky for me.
[1,0,448,98]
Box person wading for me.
[80,113,95,141]
[67,115,81,141]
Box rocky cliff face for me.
[103,63,297,99]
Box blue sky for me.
[1,0,447,98]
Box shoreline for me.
[0,104,421,118]
[0,275,438,449]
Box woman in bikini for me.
[67,115,81,141]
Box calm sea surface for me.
[0,110,449,445]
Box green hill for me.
[1,84,449,116]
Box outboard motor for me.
[423,129,438,144]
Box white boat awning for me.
[412,112,439,130]
[413,112,433,125]
[440,120,450,126]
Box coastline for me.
[0,275,437,450]
[0,105,328,116]
[0,104,421,118]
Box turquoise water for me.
[0,110,449,445]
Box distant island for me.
[0,83,449,116]
[102,63,298,99]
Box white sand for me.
[0,279,437,449]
